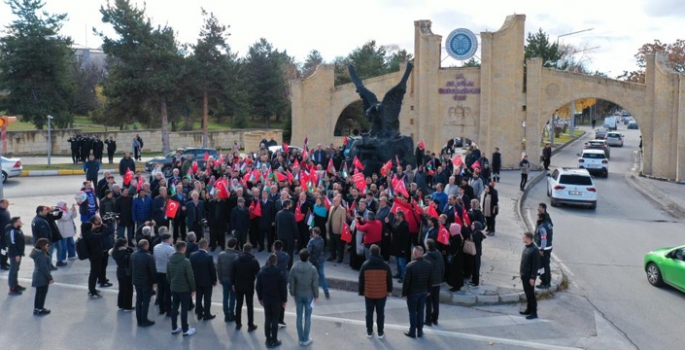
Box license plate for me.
[569,191,582,195]
[586,164,598,168]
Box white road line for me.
[2,276,583,350]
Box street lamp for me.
[556,28,594,44]
[47,115,54,167]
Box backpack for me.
[76,236,90,260]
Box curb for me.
[625,172,685,219]
[20,169,118,177]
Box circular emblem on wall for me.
[446,28,478,61]
[546,83,560,98]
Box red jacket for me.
[357,220,382,245]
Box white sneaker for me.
[301,338,313,346]
[183,328,196,336]
[378,332,385,339]
[171,327,182,334]
[366,332,373,338]
[278,322,287,328]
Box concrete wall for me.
[5,129,283,156]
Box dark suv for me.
[145,147,218,177]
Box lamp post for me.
[556,28,594,44]
[47,115,54,167]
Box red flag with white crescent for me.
[165,199,180,219]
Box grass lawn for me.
[540,130,580,147]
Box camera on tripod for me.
[102,212,120,223]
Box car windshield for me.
[559,175,593,185]
[587,142,604,146]
[582,153,606,159]
[607,134,619,138]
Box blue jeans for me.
[172,291,191,332]
[222,280,236,317]
[49,240,63,265]
[407,292,428,336]
[395,256,407,279]
[59,237,75,261]
[8,256,21,290]
[117,224,134,243]
[295,295,313,343]
[316,262,329,294]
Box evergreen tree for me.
[244,38,290,128]
[525,28,562,68]
[301,49,323,78]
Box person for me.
[55,201,78,263]
[31,238,54,316]
[542,143,552,171]
[119,152,136,176]
[153,233,175,316]
[306,227,330,299]
[217,237,239,322]
[274,200,298,268]
[207,194,229,251]
[230,197,250,249]
[105,136,117,164]
[534,213,553,289]
[185,232,199,258]
[131,239,157,327]
[170,185,187,242]
[519,155,530,191]
[289,249,319,346]
[491,147,502,183]
[447,223,464,292]
[483,184,499,236]
[358,244,392,338]
[423,239,444,326]
[232,243,260,332]
[45,206,64,269]
[402,246,433,339]
[152,187,169,231]
[258,190,275,252]
[190,239,217,321]
[256,254,288,348]
[271,240,290,326]
[31,206,53,247]
[591,118,596,129]
[538,203,553,227]
[68,135,80,164]
[115,188,135,244]
[111,238,134,311]
[470,221,486,286]
[520,232,540,320]
[133,189,153,231]
[388,211,409,282]
[82,219,105,299]
[185,191,205,237]
[0,199,10,270]
[83,154,100,185]
[6,217,26,295]
[79,181,99,224]
[132,137,142,162]
[326,196,346,263]
[167,241,197,336]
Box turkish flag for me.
[287,170,294,184]
[393,179,409,198]
[427,202,439,219]
[341,221,352,243]
[453,207,463,226]
[136,174,143,192]
[293,159,300,168]
[295,204,305,222]
[380,160,393,177]
[215,180,229,199]
[452,154,463,168]
[275,171,287,182]
[438,224,450,245]
[124,168,133,186]
[353,156,364,172]
[418,140,425,150]
[462,207,471,227]
[471,160,481,170]
[249,200,261,219]
[352,172,366,192]
[204,152,209,162]
[192,161,199,174]
[166,199,180,219]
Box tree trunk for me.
[265,114,271,129]
[161,98,170,154]
[202,90,209,148]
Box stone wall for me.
[4,128,283,156]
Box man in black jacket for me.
[131,239,157,327]
[423,239,445,326]
[491,148,502,182]
[5,217,26,295]
[0,199,11,270]
[542,143,552,171]
[105,137,117,164]
[190,239,217,321]
[275,200,297,269]
[115,188,135,245]
[520,232,541,320]
[232,243,260,332]
[256,253,288,348]
[207,196,228,251]
[358,245,393,338]
[258,190,275,252]
[230,197,250,249]
[534,213,553,289]
[401,246,433,339]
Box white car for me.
[605,132,624,147]
[546,168,598,210]
[578,149,609,178]
[1,156,22,183]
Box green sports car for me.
[644,245,685,292]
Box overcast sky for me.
[2,0,684,78]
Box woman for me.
[31,238,53,316]
[470,222,486,286]
[482,185,499,236]
[131,137,141,162]
[312,196,328,247]
[468,199,486,228]
[185,190,205,236]
[111,238,134,311]
[56,201,78,263]
[447,223,464,292]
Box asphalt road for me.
[524,125,685,350]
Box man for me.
[402,246,433,339]
[258,190,276,252]
[207,194,228,251]
[5,217,26,295]
[153,233,175,316]
[538,203,553,227]
[313,143,327,165]
[326,196,346,263]
[469,173,484,200]
[306,228,329,300]
[115,188,134,244]
[519,155,531,191]
[230,197,250,249]
[170,184,187,242]
[542,143,552,171]
[534,213,553,289]
[152,186,169,231]
[289,249,318,346]
[274,200,298,268]
[520,232,541,320]
[0,199,11,270]
[31,206,55,270]
[119,152,136,176]
[96,172,112,199]
[358,244,392,338]
[168,241,197,336]
[105,136,117,164]
[68,135,80,164]
[190,239,217,321]
[83,154,100,185]
[217,237,240,322]
[423,239,445,326]
[133,189,153,231]
[232,243,260,332]
[83,217,110,299]
[257,254,288,348]
[131,239,157,327]
[491,147,502,183]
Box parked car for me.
[145,147,218,177]
[1,156,22,183]
[624,117,635,125]
[605,132,625,147]
[644,245,685,293]
[584,139,611,159]
[546,167,598,209]
[578,149,609,178]
[594,128,608,139]
[628,121,639,129]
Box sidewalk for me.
[627,173,685,219]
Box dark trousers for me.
[117,275,133,309]
[541,249,552,285]
[365,297,387,335]
[425,285,441,324]
[71,150,79,163]
[249,219,260,248]
[88,255,102,293]
[235,289,255,327]
[209,226,225,250]
[280,238,294,270]
[297,221,309,250]
[264,302,281,342]
[134,285,153,324]
[8,256,20,290]
[520,173,528,190]
[486,216,496,233]
[173,219,187,242]
[117,224,135,245]
[543,158,550,171]
[521,277,537,314]
[98,251,109,284]
[236,230,249,250]
[156,273,172,314]
[189,222,203,239]
[261,228,272,252]
[34,285,49,310]
[407,292,427,336]
[172,291,191,332]
[107,150,114,164]
[472,255,482,285]
[0,247,8,268]
[196,285,213,317]
[330,233,345,262]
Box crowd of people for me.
[67,133,145,164]
[0,136,557,346]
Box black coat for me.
[5,226,25,257]
[112,247,133,279]
[491,152,502,171]
[115,195,133,225]
[401,257,433,296]
[152,195,167,224]
[31,215,52,244]
[390,220,410,257]
[130,249,157,287]
[83,226,105,257]
[190,250,217,287]
[119,157,136,176]
[258,199,275,230]
[256,265,288,305]
[231,253,260,293]
[0,207,11,241]
[520,243,540,278]
[208,199,229,229]
[230,206,250,233]
[275,209,298,243]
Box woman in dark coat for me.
[31,238,53,316]
[447,223,464,292]
[482,184,499,235]
[470,222,486,286]
[111,238,134,311]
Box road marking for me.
[2,276,582,350]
